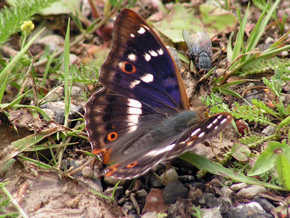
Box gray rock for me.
[163,180,188,204]
[261,125,276,136]
[198,193,220,208]
[221,186,233,199]
[253,196,275,214]
[226,202,273,218]
[40,101,82,124]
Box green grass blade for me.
[0,28,45,84]
[231,4,249,62]
[64,19,71,128]
[0,104,51,121]
[246,0,280,54]
[0,183,28,218]
[0,128,63,164]
[179,152,285,191]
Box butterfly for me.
[84,9,232,180]
[183,30,213,73]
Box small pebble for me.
[198,193,220,208]
[143,188,167,213]
[261,125,276,136]
[201,207,222,218]
[163,180,188,204]
[104,177,127,186]
[221,186,233,199]
[237,185,267,199]
[150,175,163,188]
[141,212,158,218]
[71,86,82,99]
[136,189,147,198]
[82,166,93,178]
[159,168,178,185]
[230,182,247,191]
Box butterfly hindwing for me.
[103,111,201,179]
[100,9,189,111]
[85,88,158,162]
[166,112,232,159]
[104,112,232,179]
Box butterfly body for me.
[85,9,232,179]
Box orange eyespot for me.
[127,161,138,168]
[107,132,118,141]
[119,61,136,74]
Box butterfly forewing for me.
[100,9,189,111]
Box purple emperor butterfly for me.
[85,9,232,179]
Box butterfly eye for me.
[107,132,118,141]
[127,161,138,168]
[118,61,136,74]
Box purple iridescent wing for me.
[100,9,189,112]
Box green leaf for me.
[276,152,290,191]
[247,141,285,176]
[64,18,71,128]
[200,4,237,32]
[153,4,201,43]
[231,143,251,162]
[153,4,237,43]
[219,88,244,99]
[179,152,285,191]
[251,99,279,118]
[277,115,290,131]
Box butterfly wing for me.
[104,112,232,179]
[100,9,189,111]
[166,112,232,158]
[85,88,167,162]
